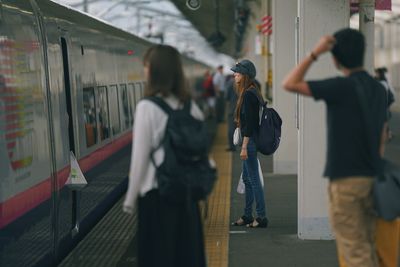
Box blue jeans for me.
[242,138,266,218]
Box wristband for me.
[310,52,318,61]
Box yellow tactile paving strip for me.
[203,123,231,267]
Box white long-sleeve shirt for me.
[123,95,204,214]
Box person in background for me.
[213,65,226,122]
[225,74,237,151]
[283,28,388,267]
[375,67,395,105]
[202,70,216,118]
[123,44,206,267]
[375,67,395,141]
[231,59,268,228]
[194,73,206,107]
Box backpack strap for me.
[144,96,172,169]
[145,96,192,168]
[248,87,266,106]
[183,100,191,112]
[146,96,173,115]
[146,96,191,114]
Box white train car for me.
[0,1,209,266]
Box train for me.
[0,1,209,266]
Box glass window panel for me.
[134,82,142,105]
[140,82,145,97]
[83,88,97,147]
[108,85,121,135]
[119,84,130,131]
[97,86,110,140]
[127,83,135,125]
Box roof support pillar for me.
[271,0,297,174]
[359,0,375,73]
[297,0,350,240]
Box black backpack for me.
[147,96,217,204]
[249,89,282,155]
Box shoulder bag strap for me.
[352,77,381,170]
[146,96,173,115]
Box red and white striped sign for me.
[261,15,272,35]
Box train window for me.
[127,83,135,125]
[97,86,110,141]
[83,88,98,147]
[108,85,121,135]
[134,82,142,104]
[119,84,130,130]
[140,82,145,97]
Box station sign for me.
[350,0,391,12]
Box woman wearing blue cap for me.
[231,59,268,228]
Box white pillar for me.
[272,0,297,174]
[359,0,375,74]
[297,0,349,240]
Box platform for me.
[59,110,400,267]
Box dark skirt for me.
[137,189,206,267]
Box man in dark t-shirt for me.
[283,28,387,267]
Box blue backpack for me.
[250,89,282,155]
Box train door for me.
[60,37,75,154]
[59,35,82,236]
[1,1,64,265]
[31,4,64,265]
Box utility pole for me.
[83,0,88,12]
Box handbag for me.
[354,78,400,220]
[373,159,400,220]
[237,174,245,194]
[236,159,264,194]
[233,127,242,146]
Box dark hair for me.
[331,28,365,69]
[143,44,190,102]
[234,74,261,126]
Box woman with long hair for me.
[123,44,206,267]
[231,59,268,228]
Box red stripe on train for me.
[0,132,132,229]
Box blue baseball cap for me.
[230,59,256,79]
